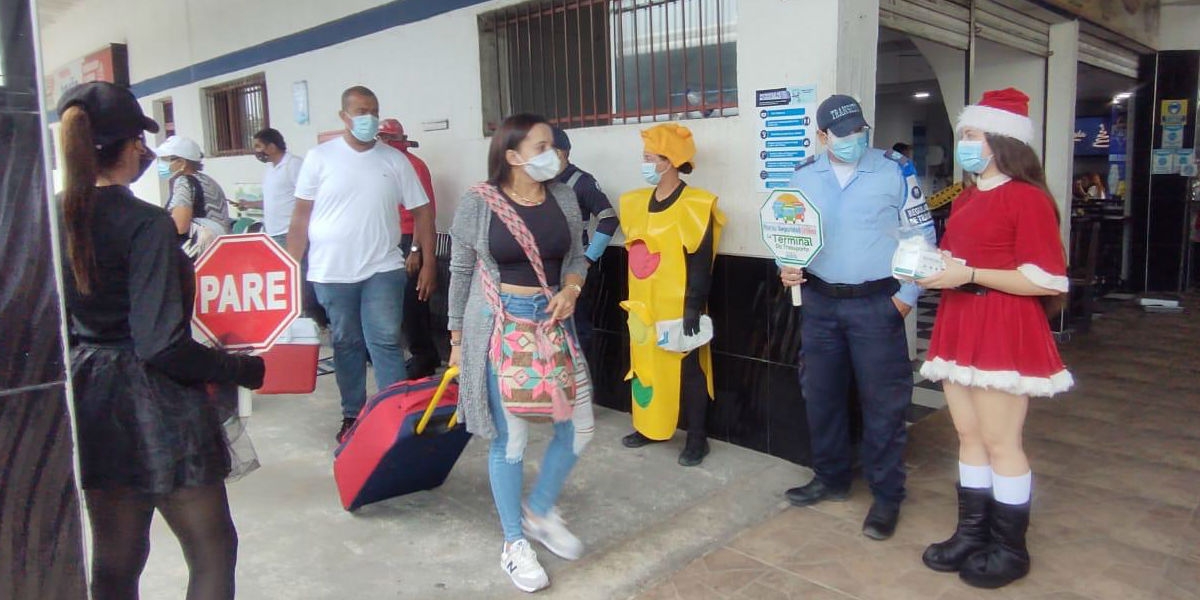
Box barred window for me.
[478,0,737,134]
[203,74,268,156]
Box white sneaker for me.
[500,539,549,593]
[522,506,585,561]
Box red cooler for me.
[258,318,320,394]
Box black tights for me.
[681,350,710,446]
[85,484,237,600]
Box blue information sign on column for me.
[756,85,817,191]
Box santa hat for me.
[956,88,1035,146]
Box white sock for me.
[992,470,1032,505]
[959,462,992,489]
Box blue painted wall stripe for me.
[130,0,490,98]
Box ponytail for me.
[60,106,99,295]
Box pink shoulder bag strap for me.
[471,183,579,422]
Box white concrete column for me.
[913,38,967,182]
[972,40,1048,153]
[837,0,880,121]
[1046,20,1079,245]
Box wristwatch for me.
[410,245,421,254]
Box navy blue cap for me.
[551,126,571,151]
[56,82,159,148]
[816,94,868,137]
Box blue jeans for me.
[486,292,578,542]
[798,289,912,506]
[313,269,408,418]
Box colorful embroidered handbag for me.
[473,183,578,422]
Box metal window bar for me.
[610,0,737,124]
[592,1,602,127]
[664,1,671,113]
[481,0,732,130]
[558,2,568,125]
[483,0,611,128]
[710,0,720,108]
[697,0,706,118]
[204,74,267,157]
[631,2,641,119]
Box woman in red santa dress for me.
[915,88,1073,589]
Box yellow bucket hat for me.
[641,123,696,168]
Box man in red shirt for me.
[379,118,440,378]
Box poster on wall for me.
[1162,125,1185,149]
[1152,149,1176,174]
[1073,117,1111,156]
[1178,150,1196,177]
[1160,99,1188,127]
[756,85,818,191]
[45,44,130,108]
[293,81,310,125]
[1109,108,1128,157]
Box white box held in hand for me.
[892,236,946,280]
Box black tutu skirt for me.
[70,344,239,495]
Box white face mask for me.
[518,149,561,182]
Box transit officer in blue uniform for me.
[779,94,936,540]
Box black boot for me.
[959,500,1031,589]
[622,431,663,448]
[678,435,710,467]
[922,485,991,572]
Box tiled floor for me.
[909,293,948,422]
[635,294,1200,600]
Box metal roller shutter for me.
[881,0,1066,57]
[973,0,1059,57]
[879,0,971,51]
[1078,22,1148,79]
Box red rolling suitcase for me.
[333,368,470,511]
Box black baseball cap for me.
[56,82,159,148]
[816,94,868,137]
[551,126,571,151]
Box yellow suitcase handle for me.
[415,367,460,435]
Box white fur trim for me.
[1018,263,1069,293]
[957,105,1035,146]
[920,358,1073,398]
[977,174,1011,191]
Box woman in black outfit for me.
[57,82,265,600]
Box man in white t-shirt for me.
[239,127,328,328]
[242,127,304,244]
[287,86,436,442]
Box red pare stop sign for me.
[192,233,300,351]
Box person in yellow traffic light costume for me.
[619,123,725,467]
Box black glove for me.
[232,355,266,390]
[683,309,701,337]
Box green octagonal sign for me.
[759,188,824,268]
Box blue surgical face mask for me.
[157,160,173,179]
[349,114,380,143]
[641,162,663,185]
[828,130,869,164]
[956,140,992,174]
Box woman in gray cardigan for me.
[447,114,595,594]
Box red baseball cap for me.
[379,118,403,137]
[379,118,418,148]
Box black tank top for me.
[489,190,570,287]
